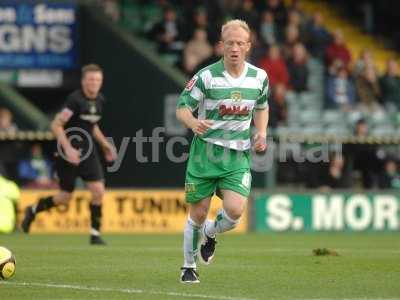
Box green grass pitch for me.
[0,233,399,300]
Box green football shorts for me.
[184,136,252,203]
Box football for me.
[0,246,16,280]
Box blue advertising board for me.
[0,1,78,69]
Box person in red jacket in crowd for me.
[258,44,289,88]
[325,29,351,70]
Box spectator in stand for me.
[355,65,384,115]
[286,43,309,92]
[149,6,184,54]
[217,0,241,18]
[193,41,223,74]
[325,29,351,71]
[248,31,266,66]
[281,24,301,59]
[287,0,307,23]
[17,143,56,189]
[101,0,120,22]
[183,8,217,44]
[380,58,400,110]
[326,67,356,111]
[182,29,212,75]
[0,108,18,133]
[318,154,350,190]
[344,119,381,188]
[268,83,288,128]
[258,0,287,33]
[259,11,277,46]
[353,48,375,77]
[258,45,289,88]
[0,108,18,179]
[306,11,331,60]
[235,0,259,31]
[378,158,400,189]
[287,9,306,39]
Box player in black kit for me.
[21,64,116,245]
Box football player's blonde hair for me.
[82,64,103,77]
[221,19,250,41]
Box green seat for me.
[299,92,321,109]
[346,110,364,126]
[120,3,143,33]
[298,109,321,124]
[322,109,346,125]
[141,4,163,33]
[371,124,395,136]
[302,124,324,135]
[160,54,180,65]
[324,125,350,136]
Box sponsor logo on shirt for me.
[80,114,101,123]
[219,105,250,116]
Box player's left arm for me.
[253,108,269,152]
[93,125,117,162]
[253,75,269,152]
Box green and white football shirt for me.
[177,59,269,151]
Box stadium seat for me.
[299,92,322,110]
[325,125,350,136]
[371,124,396,136]
[298,109,321,124]
[301,124,324,135]
[346,110,364,126]
[119,3,143,33]
[322,110,346,125]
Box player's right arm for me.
[51,100,80,165]
[175,74,213,135]
[176,108,212,135]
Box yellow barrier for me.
[18,190,247,233]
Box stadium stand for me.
[1,0,400,189]
[107,0,400,188]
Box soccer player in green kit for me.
[176,20,269,283]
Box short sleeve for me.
[176,74,205,111]
[255,76,269,110]
[59,94,79,122]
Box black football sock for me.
[89,204,102,236]
[33,196,55,214]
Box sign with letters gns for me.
[0,2,78,69]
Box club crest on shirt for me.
[231,91,242,102]
[89,105,97,114]
[185,75,198,91]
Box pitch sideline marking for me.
[1,281,255,300]
[2,282,399,300]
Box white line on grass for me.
[2,282,399,300]
[1,281,255,300]
[16,245,400,254]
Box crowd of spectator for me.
[0,108,18,134]
[0,107,56,188]
[1,0,400,191]
[108,1,400,126]
[97,0,400,190]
